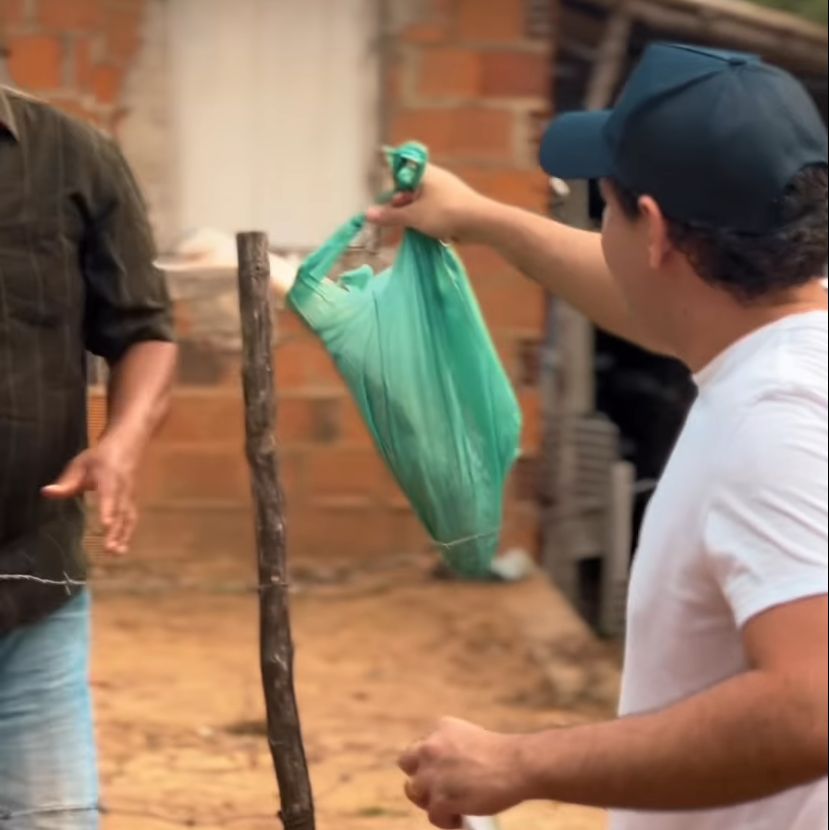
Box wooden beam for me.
[585,4,633,109]
[554,6,633,435]
[559,37,599,62]
[599,460,635,637]
[236,232,315,830]
[551,180,597,416]
[632,1,827,71]
[658,0,827,43]
[560,5,612,47]
[583,0,827,44]
[580,0,827,73]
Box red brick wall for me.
[1,0,146,128]
[8,0,554,565]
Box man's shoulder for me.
[2,85,111,154]
[767,315,827,409]
[734,312,828,411]
[714,386,827,494]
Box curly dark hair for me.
[609,165,828,303]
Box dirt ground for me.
[91,549,616,830]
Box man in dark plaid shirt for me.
[1,85,176,827]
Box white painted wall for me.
[119,0,177,248]
[167,0,379,249]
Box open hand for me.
[42,437,139,555]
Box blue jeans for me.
[0,592,98,829]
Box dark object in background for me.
[589,180,697,554]
[595,330,696,551]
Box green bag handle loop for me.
[292,142,430,295]
[376,141,429,203]
[299,214,366,281]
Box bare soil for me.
[91,550,613,830]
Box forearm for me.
[518,669,827,810]
[104,340,177,455]
[465,199,667,354]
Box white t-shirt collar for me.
[693,308,828,391]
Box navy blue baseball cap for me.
[540,43,828,233]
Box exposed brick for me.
[417,47,481,98]
[9,35,63,90]
[384,58,404,103]
[288,505,395,559]
[2,0,28,27]
[74,36,97,90]
[276,307,309,338]
[87,391,108,443]
[70,0,547,567]
[516,335,543,385]
[400,0,453,44]
[515,107,548,167]
[519,387,542,453]
[103,6,142,63]
[473,274,545,332]
[456,244,513,279]
[457,0,525,42]
[306,448,386,500]
[501,501,541,555]
[489,332,545,390]
[155,391,245,446]
[480,50,549,98]
[127,506,255,568]
[450,166,550,211]
[429,0,455,16]
[140,446,304,507]
[493,333,519,381]
[177,341,233,386]
[379,463,409,507]
[276,449,305,502]
[138,447,251,505]
[277,395,342,445]
[512,454,540,502]
[339,397,375,449]
[90,62,121,104]
[390,510,432,553]
[391,107,514,160]
[527,106,552,149]
[402,22,448,45]
[276,337,342,390]
[39,0,103,30]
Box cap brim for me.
[539,110,614,179]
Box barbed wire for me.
[100,805,277,827]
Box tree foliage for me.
[750,0,828,26]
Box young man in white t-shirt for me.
[370,44,828,830]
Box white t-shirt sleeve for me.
[704,394,828,628]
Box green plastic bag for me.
[288,145,521,577]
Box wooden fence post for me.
[236,232,315,830]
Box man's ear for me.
[639,195,671,270]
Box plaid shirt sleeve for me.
[82,134,174,363]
